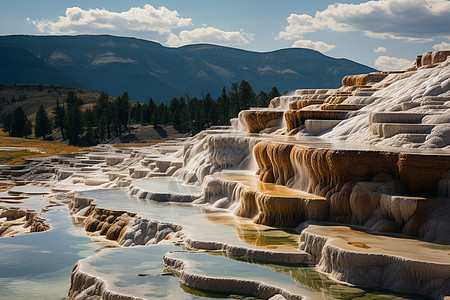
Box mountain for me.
[0,45,86,88]
[0,35,377,103]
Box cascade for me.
[1,50,449,300]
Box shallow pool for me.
[132,177,203,196]
[0,204,104,299]
[79,188,300,251]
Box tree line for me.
[2,80,281,145]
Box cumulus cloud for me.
[278,0,450,42]
[166,27,250,47]
[433,41,450,50]
[374,47,387,53]
[292,39,336,53]
[375,55,412,71]
[28,5,192,35]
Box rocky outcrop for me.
[240,110,284,133]
[0,207,49,237]
[70,194,182,246]
[342,73,388,86]
[119,217,182,247]
[84,207,135,242]
[416,51,450,68]
[254,140,449,197]
[252,140,449,236]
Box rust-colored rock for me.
[252,194,328,227]
[398,153,450,195]
[235,189,258,218]
[342,73,388,86]
[240,110,284,133]
[83,207,135,242]
[320,104,365,111]
[252,140,449,232]
[416,51,450,68]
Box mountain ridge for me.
[0,34,377,103]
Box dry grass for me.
[0,133,82,165]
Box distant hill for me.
[0,35,377,103]
[0,45,86,88]
[0,84,113,122]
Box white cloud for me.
[292,39,336,53]
[28,5,192,35]
[433,41,450,50]
[375,55,412,71]
[166,27,250,47]
[278,0,450,42]
[374,47,387,53]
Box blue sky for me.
[1,0,449,70]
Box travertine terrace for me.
[1,51,449,299]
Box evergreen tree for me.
[117,92,130,133]
[256,91,269,107]
[217,86,229,124]
[230,82,239,118]
[95,92,110,139]
[238,80,255,110]
[268,86,281,100]
[169,97,186,127]
[64,91,83,145]
[2,112,12,136]
[83,108,97,144]
[52,97,65,140]
[35,105,52,139]
[148,98,157,125]
[203,93,214,127]
[11,106,27,137]
[23,119,32,138]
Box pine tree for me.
[268,86,281,100]
[11,106,27,137]
[238,80,256,110]
[218,87,229,124]
[52,98,65,140]
[2,112,12,136]
[230,82,239,118]
[95,92,110,139]
[64,91,83,145]
[24,119,32,138]
[35,105,52,139]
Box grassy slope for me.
[0,132,82,165]
[0,84,113,122]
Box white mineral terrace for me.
[0,51,449,300]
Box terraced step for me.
[371,123,436,138]
[289,100,324,110]
[10,169,31,177]
[210,172,328,227]
[304,119,341,135]
[240,110,284,133]
[320,104,366,111]
[370,112,427,124]
[284,109,363,132]
[78,159,104,165]
[300,224,450,299]
[295,88,332,95]
[390,133,428,143]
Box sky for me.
[1,0,450,70]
